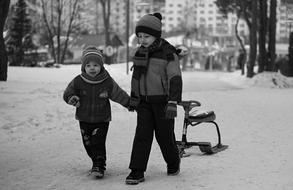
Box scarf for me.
[132,38,162,76]
[80,68,109,84]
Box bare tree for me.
[258,0,268,73]
[98,0,112,64]
[246,0,257,78]
[215,0,251,75]
[40,0,80,64]
[267,0,277,71]
[0,0,10,81]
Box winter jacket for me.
[131,38,182,103]
[63,74,130,123]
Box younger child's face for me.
[137,32,156,48]
[84,61,101,77]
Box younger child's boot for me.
[91,165,104,178]
[91,156,106,178]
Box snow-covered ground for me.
[1,64,293,190]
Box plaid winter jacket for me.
[63,74,129,123]
[131,39,182,103]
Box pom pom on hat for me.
[153,12,162,20]
[81,46,104,72]
[135,12,162,38]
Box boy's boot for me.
[91,156,106,178]
[125,169,145,185]
[167,158,181,176]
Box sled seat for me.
[188,110,216,122]
[178,100,216,122]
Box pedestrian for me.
[63,46,130,179]
[126,12,182,185]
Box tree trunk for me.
[61,0,79,64]
[247,0,258,78]
[267,0,277,71]
[235,12,247,75]
[100,0,112,64]
[258,0,268,73]
[0,0,10,81]
[57,0,62,64]
[289,32,293,76]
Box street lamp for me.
[125,0,129,75]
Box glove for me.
[68,95,80,107]
[165,102,177,119]
[128,97,140,112]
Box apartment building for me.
[277,1,293,41]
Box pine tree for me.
[0,0,10,81]
[6,0,32,66]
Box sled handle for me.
[178,100,201,112]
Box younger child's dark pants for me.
[79,121,109,167]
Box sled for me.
[176,100,228,157]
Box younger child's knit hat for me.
[135,12,162,38]
[81,46,104,72]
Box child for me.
[63,46,130,178]
[126,12,182,185]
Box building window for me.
[200,17,206,22]
[279,30,286,34]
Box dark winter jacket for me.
[63,73,130,123]
[131,38,182,103]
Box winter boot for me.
[125,169,145,185]
[91,165,104,178]
[167,158,180,176]
[91,156,106,179]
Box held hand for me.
[128,97,140,112]
[68,95,80,107]
[165,102,177,119]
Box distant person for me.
[227,55,234,72]
[237,49,245,70]
[63,46,130,179]
[126,12,182,185]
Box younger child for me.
[63,46,130,178]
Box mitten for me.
[128,97,140,112]
[165,102,177,119]
[68,95,80,107]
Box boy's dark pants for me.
[79,121,109,169]
[129,101,180,171]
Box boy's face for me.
[84,61,101,77]
[137,32,156,48]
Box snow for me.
[1,64,293,190]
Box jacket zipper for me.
[91,85,96,122]
[143,58,150,101]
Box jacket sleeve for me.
[63,78,76,103]
[166,53,182,102]
[109,78,130,108]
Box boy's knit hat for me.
[135,12,162,38]
[81,46,104,72]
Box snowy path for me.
[1,65,293,190]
